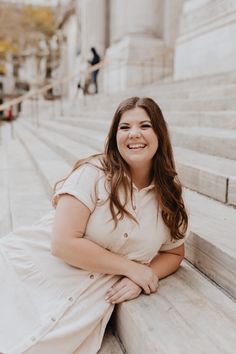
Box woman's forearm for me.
[149,252,184,280]
[52,237,133,276]
[51,237,158,294]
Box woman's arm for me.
[104,244,185,304]
[51,194,158,294]
[149,244,185,279]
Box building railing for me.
[0,46,174,138]
[0,60,104,114]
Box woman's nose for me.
[129,128,141,137]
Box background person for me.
[0,97,188,354]
[88,47,101,94]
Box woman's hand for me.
[105,277,142,304]
[126,262,159,294]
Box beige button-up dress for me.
[0,162,185,354]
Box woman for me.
[0,97,188,354]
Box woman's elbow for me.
[51,238,66,259]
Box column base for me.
[103,35,173,93]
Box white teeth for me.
[128,144,146,149]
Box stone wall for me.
[174,0,236,79]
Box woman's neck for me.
[130,167,152,190]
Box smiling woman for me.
[0,96,188,354]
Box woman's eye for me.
[141,124,152,128]
[119,126,129,130]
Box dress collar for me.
[124,174,155,192]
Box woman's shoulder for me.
[75,155,106,179]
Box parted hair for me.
[54,97,188,240]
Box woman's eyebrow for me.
[119,120,151,125]
[119,122,130,126]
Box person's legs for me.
[92,71,99,93]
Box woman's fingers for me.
[105,277,142,303]
[149,275,159,293]
[105,287,131,303]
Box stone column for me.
[174,0,236,80]
[80,0,106,59]
[162,0,184,76]
[79,0,106,93]
[104,0,167,93]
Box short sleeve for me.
[158,210,188,252]
[52,164,100,212]
[159,235,186,252]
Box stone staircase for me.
[1,71,236,353]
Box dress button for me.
[31,337,36,342]
[124,233,128,238]
[51,317,56,322]
[68,297,73,302]
[90,274,94,279]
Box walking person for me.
[89,47,101,94]
[0,97,188,354]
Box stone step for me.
[152,70,236,88]
[115,261,236,354]
[170,126,236,160]
[18,120,98,166]
[0,122,51,237]
[184,189,236,298]
[155,96,236,111]
[0,137,12,237]
[164,111,236,129]
[31,117,236,206]
[71,94,236,113]
[147,83,236,99]
[19,118,236,299]
[174,146,236,206]
[14,121,71,198]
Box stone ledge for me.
[115,261,236,354]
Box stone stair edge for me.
[15,121,71,199]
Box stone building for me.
[77,0,236,93]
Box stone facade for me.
[174,0,236,79]
[79,0,183,93]
[60,0,236,93]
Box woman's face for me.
[116,107,158,171]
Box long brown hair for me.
[54,97,188,240]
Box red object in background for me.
[7,107,12,120]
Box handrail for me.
[0,60,105,113]
[0,46,174,113]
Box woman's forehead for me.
[119,107,150,123]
